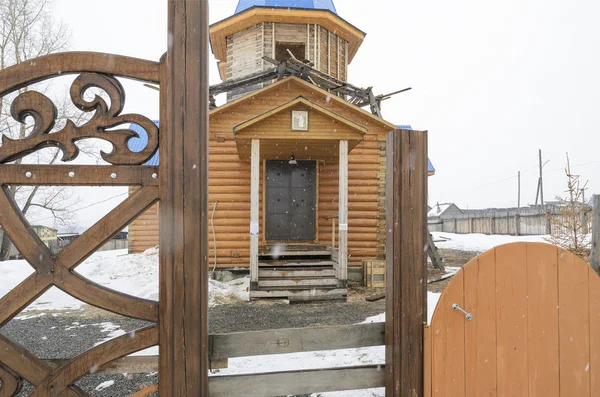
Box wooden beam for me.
[426,230,445,271]
[250,139,260,286]
[161,1,210,395]
[338,140,348,284]
[0,165,159,186]
[385,129,428,397]
[211,322,385,360]
[591,194,600,275]
[209,365,385,397]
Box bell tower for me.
[210,0,366,101]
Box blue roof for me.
[235,0,337,14]
[127,121,159,166]
[396,125,435,174]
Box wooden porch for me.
[248,136,350,300]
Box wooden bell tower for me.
[209,0,366,101]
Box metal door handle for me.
[452,304,473,321]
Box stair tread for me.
[259,276,338,280]
[255,285,341,291]
[259,260,335,267]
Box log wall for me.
[130,79,393,269]
[128,187,159,253]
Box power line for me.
[31,192,128,223]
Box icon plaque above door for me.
[291,110,309,131]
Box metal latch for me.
[452,304,473,321]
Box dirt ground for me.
[209,248,481,335]
[427,248,479,293]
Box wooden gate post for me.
[591,194,600,275]
[385,129,428,396]
[160,1,210,395]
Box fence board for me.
[211,322,385,360]
[558,248,590,396]
[208,365,385,397]
[526,243,559,397]
[464,251,497,396]
[495,243,528,397]
[431,271,465,397]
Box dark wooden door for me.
[266,160,316,240]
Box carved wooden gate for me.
[425,242,600,397]
[0,2,209,396]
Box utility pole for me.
[581,186,587,203]
[539,149,544,210]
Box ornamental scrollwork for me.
[0,73,158,165]
[0,365,21,397]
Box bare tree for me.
[546,153,591,260]
[0,0,88,260]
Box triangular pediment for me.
[234,96,367,137]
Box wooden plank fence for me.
[40,322,387,396]
[429,207,593,236]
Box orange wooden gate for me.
[425,242,600,397]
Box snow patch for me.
[432,232,549,252]
[94,380,114,391]
[0,249,249,312]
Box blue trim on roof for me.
[396,124,435,173]
[235,0,337,14]
[127,121,159,166]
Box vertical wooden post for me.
[338,140,348,284]
[591,195,600,275]
[385,129,427,397]
[250,139,260,286]
[331,217,336,249]
[160,1,209,395]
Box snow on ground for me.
[130,293,442,397]
[0,248,249,313]
[94,380,115,391]
[432,232,549,252]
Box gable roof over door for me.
[211,76,398,133]
[232,96,368,160]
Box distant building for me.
[428,203,463,222]
[0,225,57,259]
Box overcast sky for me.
[49,0,600,227]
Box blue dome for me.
[235,0,337,15]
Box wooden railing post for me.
[385,129,427,396]
[591,195,600,275]
[250,139,260,287]
[338,140,348,285]
[160,1,210,395]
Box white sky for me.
[48,0,600,227]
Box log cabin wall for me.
[128,79,391,269]
[376,140,386,260]
[127,187,159,253]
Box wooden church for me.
[129,0,434,300]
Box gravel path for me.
[1,298,386,396]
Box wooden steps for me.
[252,245,346,302]
[258,277,338,288]
[258,268,336,278]
[258,260,335,267]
